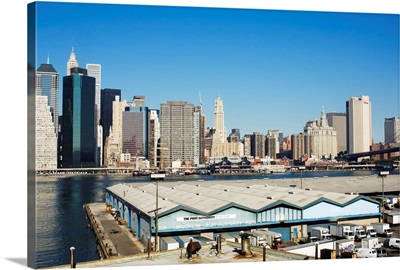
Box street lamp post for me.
[299,166,306,189]
[378,171,389,223]
[149,173,165,252]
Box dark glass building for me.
[61,67,97,168]
[100,88,121,162]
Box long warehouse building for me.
[105,181,381,249]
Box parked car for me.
[387,238,400,249]
[355,248,377,258]
[373,247,387,257]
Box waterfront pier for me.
[83,203,145,258]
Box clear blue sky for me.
[35,1,399,143]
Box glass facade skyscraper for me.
[100,88,121,160]
[62,67,97,168]
[36,60,59,136]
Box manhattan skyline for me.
[35,2,399,143]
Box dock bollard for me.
[263,245,266,261]
[70,247,76,268]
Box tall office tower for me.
[243,134,251,156]
[122,106,149,167]
[200,113,207,164]
[250,132,265,158]
[112,96,128,157]
[160,101,195,168]
[66,47,79,75]
[36,57,59,136]
[100,88,121,161]
[148,109,160,168]
[61,67,97,168]
[86,64,101,121]
[291,133,314,161]
[213,95,227,143]
[327,112,347,153]
[193,106,203,166]
[267,130,282,155]
[86,64,102,166]
[385,117,400,144]
[346,96,372,154]
[36,95,58,169]
[265,135,277,159]
[304,107,338,159]
[131,96,146,107]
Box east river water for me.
[34,170,391,268]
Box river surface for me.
[34,170,390,268]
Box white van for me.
[355,248,377,258]
[387,238,400,249]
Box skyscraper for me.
[36,95,58,169]
[346,96,372,154]
[385,117,400,144]
[36,57,59,136]
[103,96,127,167]
[148,109,160,168]
[66,47,79,75]
[86,64,102,166]
[122,106,149,161]
[86,64,102,122]
[193,106,202,165]
[61,67,97,168]
[213,95,227,143]
[160,101,195,168]
[326,112,347,153]
[100,88,121,159]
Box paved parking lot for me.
[353,211,399,257]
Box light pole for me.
[299,166,305,189]
[378,171,389,223]
[149,173,165,252]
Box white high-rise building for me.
[112,96,128,156]
[385,117,400,144]
[86,64,102,121]
[66,47,78,75]
[36,95,58,169]
[86,63,102,167]
[346,96,372,154]
[213,95,227,143]
[304,106,337,159]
